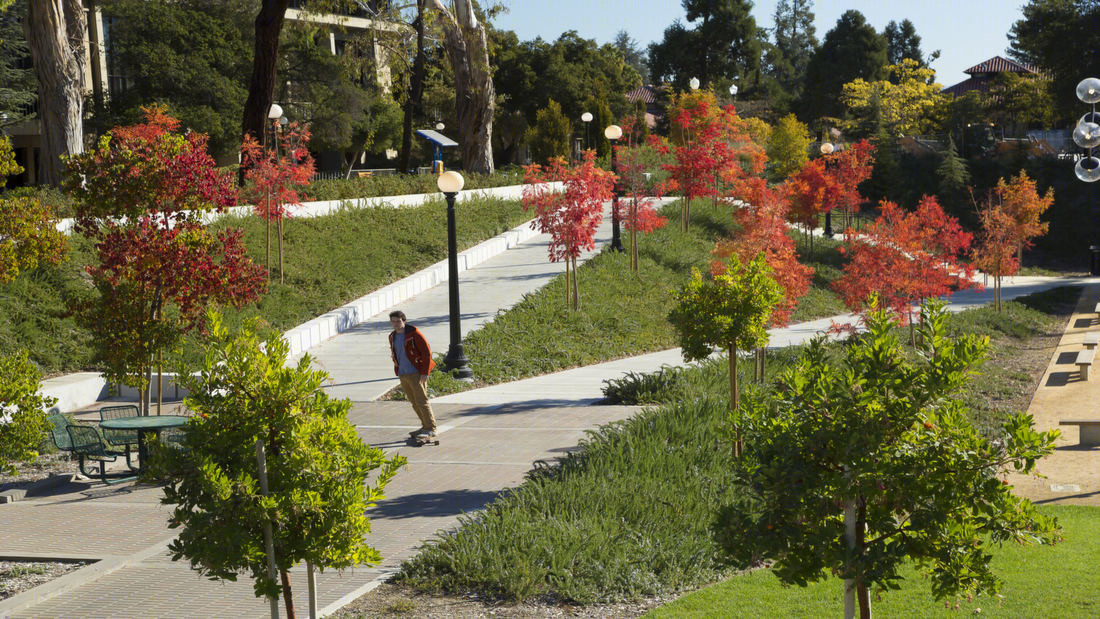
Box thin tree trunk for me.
[571,256,579,310]
[729,346,741,457]
[240,0,290,184]
[281,569,296,619]
[430,0,495,174]
[398,0,426,174]
[25,0,86,186]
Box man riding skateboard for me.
[388,310,438,445]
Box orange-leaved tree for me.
[834,196,976,341]
[970,171,1053,311]
[616,142,668,271]
[240,120,315,283]
[522,152,614,310]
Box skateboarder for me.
[388,310,438,444]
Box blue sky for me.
[492,1,1025,88]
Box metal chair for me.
[98,405,140,470]
[65,425,135,485]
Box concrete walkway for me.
[3,207,1098,616]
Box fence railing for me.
[312,168,398,181]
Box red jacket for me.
[389,324,436,376]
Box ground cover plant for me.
[422,199,849,398]
[394,288,1077,609]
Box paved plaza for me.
[1,206,1097,617]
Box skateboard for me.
[408,433,439,446]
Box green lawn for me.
[648,505,1098,618]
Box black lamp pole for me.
[607,125,624,252]
[821,141,837,238]
[439,173,473,379]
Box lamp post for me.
[605,124,624,252]
[581,111,593,151]
[1074,78,1100,274]
[729,83,738,100]
[437,171,473,380]
[820,141,837,237]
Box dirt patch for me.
[332,582,677,618]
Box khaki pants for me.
[399,373,437,432]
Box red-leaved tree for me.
[66,106,266,414]
[240,120,315,283]
[834,196,976,338]
[782,139,874,256]
[654,90,767,232]
[522,152,614,310]
[616,143,668,271]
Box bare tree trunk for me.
[240,0,289,184]
[398,0,427,174]
[571,256,579,310]
[25,0,86,186]
[430,0,494,174]
[280,568,296,619]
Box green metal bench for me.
[46,413,136,485]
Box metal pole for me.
[443,192,473,379]
[609,139,624,252]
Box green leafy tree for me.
[841,59,946,137]
[669,253,781,456]
[766,113,811,180]
[0,136,66,283]
[800,9,886,124]
[984,72,1055,137]
[155,314,405,618]
[0,351,55,475]
[96,0,254,161]
[648,0,760,91]
[1009,0,1100,124]
[715,300,1062,619]
[525,99,571,164]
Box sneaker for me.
[409,428,428,437]
[414,429,437,439]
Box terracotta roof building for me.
[942,55,1042,97]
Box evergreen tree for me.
[800,10,886,124]
[770,0,817,101]
[0,3,35,130]
[649,0,760,91]
[525,99,570,164]
[612,30,650,85]
[883,19,938,69]
[937,135,970,210]
[1010,0,1100,124]
[867,91,898,204]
